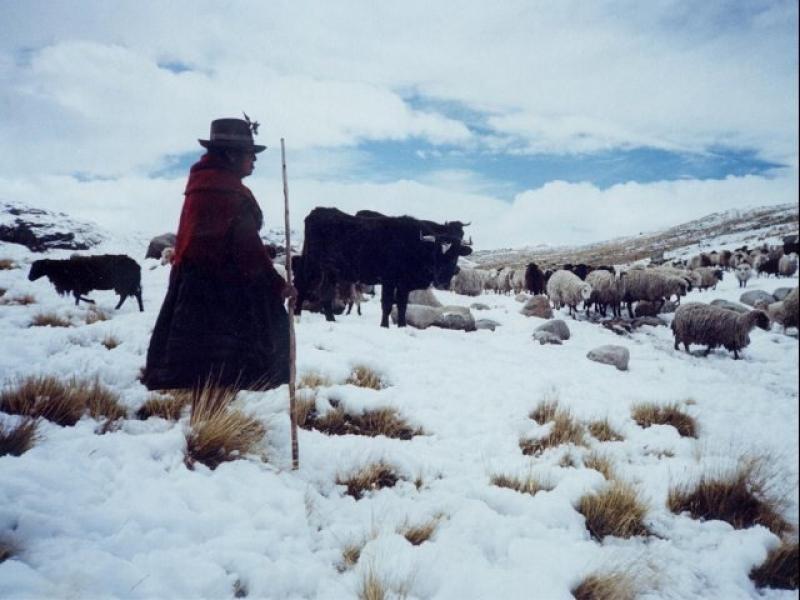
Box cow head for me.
[421,232,472,289]
[28,260,49,281]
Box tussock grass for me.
[398,516,441,546]
[29,312,72,328]
[85,307,110,324]
[339,542,364,572]
[584,452,615,480]
[346,365,385,390]
[297,400,422,440]
[587,419,624,442]
[0,418,39,457]
[136,393,191,421]
[491,473,554,496]
[668,460,791,536]
[101,334,120,350]
[632,402,697,438]
[358,568,387,600]
[521,408,585,455]
[572,572,636,600]
[297,371,332,389]
[0,375,125,427]
[185,385,266,470]
[749,540,799,590]
[337,462,400,500]
[0,293,36,306]
[578,481,649,540]
[529,398,559,424]
[559,452,578,468]
[0,259,16,270]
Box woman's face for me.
[227,150,257,178]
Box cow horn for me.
[462,221,471,227]
[420,232,436,243]
[462,236,473,246]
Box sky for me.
[0,0,797,248]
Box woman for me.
[144,117,291,391]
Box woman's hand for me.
[282,283,298,303]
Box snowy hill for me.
[0,204,798,599]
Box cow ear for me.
[441,242,452,254]
[458,245,473,256]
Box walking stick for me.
[281,138,299,470]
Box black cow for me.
[524,262,545,295]
[296,207,472,327]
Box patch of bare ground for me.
[587,419,624,442]
[578,481,650,541]
[583,452,615,480]
[184,384,266,470]
[632,402,697,438]
[136,392,191,421]
[491,473,554,496]
[29,312,72,328]
[749,540,799,590]
[0,293,35,306]
[668,460,792,536]
[294,397,422,440]
[337,462,400,500]
[572,571,636,600]
[521,406,585,455]
[346,365,385,390]
[0,375,126,429]
[0,418,39,457]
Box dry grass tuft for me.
[85,307,110,324]
[578,481,650,540]
[491,473,554,496]
[529,398,559,424]
[185,385,266,470]
[668,461,792,536]
[0,418,39,457]
[572,571,636,600]
[78,380,127,425]
[521,408,585,455]
[101,334,120,350]
[337,462,400,500]
[339,542,364,572]
[584,452,616,480]
[358,568,387,600]
[749,540,799,590]
[0,259,17,270]
[398,516,441,546]
[587,419,624,442]
[632,402,697,438]
[298,401,422,440]
[0,293,36,306]
[136,393,191,421]
[1,375,83,426]
[297,371,332,389]
[559,452,578,468]
[346,365,385,390]
[29,312,72,328]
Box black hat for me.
[198,117,266,153]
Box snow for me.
[1,220,798,599]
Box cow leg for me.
[380,285,394,328]
[136,290,144,312]
[322,299,336,322]
[356,299,361,316]
[115,295,127,310]
[346,301,353,315]
[77,294,95,305]
[396,289,409,327]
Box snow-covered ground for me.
[0,224,798,599]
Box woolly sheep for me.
[28,254,143,311]
[734,263,752,288]
[510,269,526,295]
[671,302,770,359]
[692,267,724,290]
[160,246,175,266]
[755,286,798,331]
[778,253,798,277]
[585,269,624,317]
[622,268,687,318]
[451,267,487,296]
[546,269,592,318]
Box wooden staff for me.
[281,138,299,470]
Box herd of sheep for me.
[452,238,799,359]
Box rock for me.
[631,316,666,328]
[773,287,793,301]
[520,295,553,319]
[145,233,177,260]
[0,202,104,252]
[740,290,776,307]
[408,287,442,307]
[435,305,476,331]
[390,305,442,329]
[602,318,633,336]
[634,301,659,317]
[534,319,570,341]
[710,298,750,314]
[533,331,563,345]
[587,345,630,371]
[515,293,529,303]
[475,318,501,331]
[659,300,678,314]
[470,302,490,311]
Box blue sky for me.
[0,1,796,246]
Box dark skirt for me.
[144,265,290,391]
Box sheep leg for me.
[684,343,690,353]
[627,301,634,319]
[673,338,679,351]
[733,349,740,360]
[346,302,353,315]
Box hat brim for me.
[198,139,266,153]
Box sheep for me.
[524,262,546,295]
[734,263,753,288]
[651,266,699,295]
[688,253,712,269]
[585,269,624,317]
[671,302,770,359]
[510,269,526,295]
[546,269,592,318]
[28,254,143,311]
[622,268,687,318]
[451,267,487,296]
[778,253,798,277]
[160,246,175,266]
[755,287,799,331]
[756,256,780,278]
[718,249,733,270]
[692,267,724,290]
[784,287,799,329]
